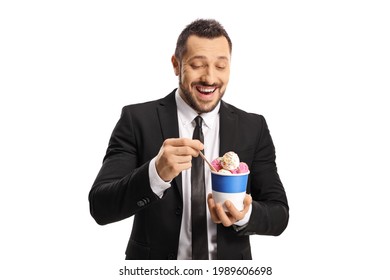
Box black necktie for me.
[191,116,209,260]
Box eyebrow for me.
[188,55,229,62]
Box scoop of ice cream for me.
[221,151,240,171]
[237,162,249,173]
[229,162,249,174]
[211,157,223,171]
[217,169,232,175]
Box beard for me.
[178,79,225,114]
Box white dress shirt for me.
[148,90,250,259]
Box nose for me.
[200,67,216,85]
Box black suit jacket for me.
[89,90,289,260]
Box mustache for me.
[192,82,220,87]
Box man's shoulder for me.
[221,100,265,123]
[122,89,176,112]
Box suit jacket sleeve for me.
[88,106,160,225]
[240,115,289,236]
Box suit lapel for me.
[156,90,183,199]
[219,101,239,155]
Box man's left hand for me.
[207,193,252,227]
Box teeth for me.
[197,87,215,93]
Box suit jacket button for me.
[175,207,182,215]
[167,253,175,259]
[137,200,145,207]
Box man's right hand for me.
[155,138,204,182]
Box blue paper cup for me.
[211,170,249,211]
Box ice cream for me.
[211,157,223,171]
[221,151,240,170]
[212,151,249,174]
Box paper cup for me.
[211,171,249,211]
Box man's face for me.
[172,35,231,113]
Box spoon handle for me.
[199,151,217,172]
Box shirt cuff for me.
[234,203,252,227]
[148,157,171,198]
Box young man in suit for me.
[89,19,289,260]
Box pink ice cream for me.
[211,157,223,171]
[237,162,249,173]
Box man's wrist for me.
[233,203,252,227]
[148,157,171,198]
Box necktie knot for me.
[193,116,204,143]
[194,116,203,129]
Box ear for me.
[171,55,180,76]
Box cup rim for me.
[211,170,250,176]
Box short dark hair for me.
[174,19,232,61]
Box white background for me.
[1,1,389,279]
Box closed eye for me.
[191,64,204,69]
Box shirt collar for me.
[175,89,220,129]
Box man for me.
[89,19,289,260]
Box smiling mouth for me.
[195,85,217,94]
